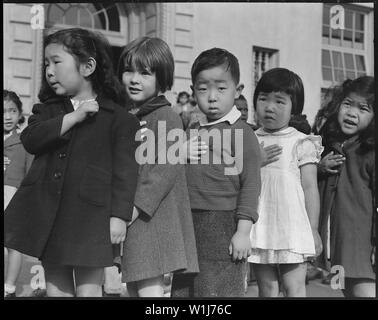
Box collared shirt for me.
[199,106,241,127]
[70,99,80,111]
[70,98,97,111]
[4,132,12,141]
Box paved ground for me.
[5,253,344,298]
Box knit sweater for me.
[186,118,261,222]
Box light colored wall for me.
[3,3,42,115]
[188,2,324,125]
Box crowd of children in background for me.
[4,27,375,298]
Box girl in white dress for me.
[249,68,323,297]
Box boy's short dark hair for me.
[253,68,304,115]
[118,37,174,93]
[191,48,240,85]
[235,94,247,102]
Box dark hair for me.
[321,76,375,153]
[191,48,240,85]
[38,28,125,105]
[177,91,190,103]
[253,68,304,115]
[311,85,341,135]
[117,37,174,93]
[289,114,311,134]
[3,90,25,124]
[235,94,247,102]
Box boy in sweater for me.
[171,48,261,297]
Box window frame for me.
[45,3,128,47]
[321,3,371,88]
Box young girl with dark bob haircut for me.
[117,37,198,297]
[249,68,323,297]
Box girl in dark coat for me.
[117,37,199,297]
[317,76,375,297]
[4,28,140,297]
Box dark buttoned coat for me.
[4,95,140,267]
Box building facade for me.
[3,2,374,125]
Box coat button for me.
[58,153,66,159]
[54,172,62,179]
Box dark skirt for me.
[171,210,247,297]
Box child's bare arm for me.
[300,163,323,257]
[235,127,261,223]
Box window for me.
[321,4,369,84]
[252,46,279,86]
[46,3,121,32]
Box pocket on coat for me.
[79,165,111,206]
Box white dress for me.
[248,127,323,264]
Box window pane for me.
[343,29,353,48]
[94,12,105,29]
[87,3,98,15]
[332,29,341,40]
[58,3,69,11]
[355,13,364,31]
[356,55,366,71]
[346,71,356,79]
[323,5,330,25]
[334,69,345,83]
[322,67,333,81]
[48,5,64,24]
[344,53,354,70]
[355,32,364,44]
[322,50,331,67]
[332,51,343,69]
[65,6,79,26]
[343,30,353,42]
[79,8,92,28]
[95,11,106,30]
[322,26,329,38]
[345,10,353,29]
[107,5,120,31]
[357,72,366,78]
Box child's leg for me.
[343,278,375,298]
[5,249,23,290]
[43,263,75,297]
[280,263,307,297]
[133,275,165,297]
[75,267,104,297]
[103,266,122,295]
[126,281,139,297]
[252,264,280,297]
[171,273,195,297]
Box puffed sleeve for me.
[296,135,324,167]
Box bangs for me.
[257,72,296,97]
[253,68,304,115]
[122,43,157,72]
[118,37,174,92]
